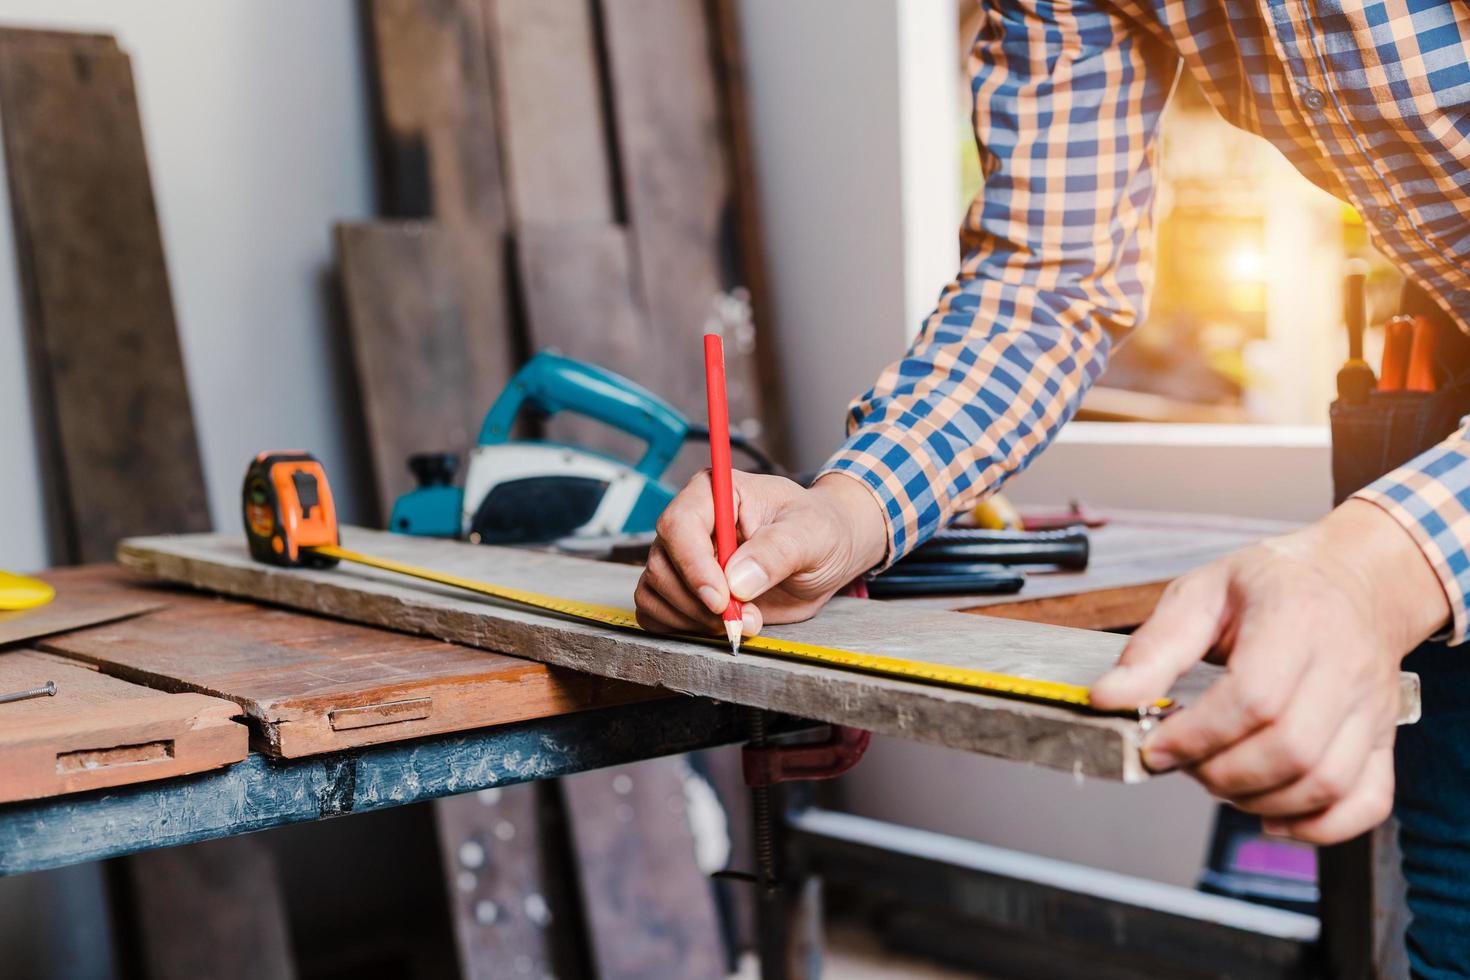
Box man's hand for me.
[1091,500,1449,844]
[635,471,888,638]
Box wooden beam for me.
[119,529,1208,781]
[0,649,246,804]
[0,31,209,563]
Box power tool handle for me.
[477,352,689,479]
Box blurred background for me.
[0,0,1385,975]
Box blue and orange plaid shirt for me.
[820,0,1470,640]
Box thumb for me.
[1089,565,1231,710]
[724,518,822,602]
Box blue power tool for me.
[390,351,690,545]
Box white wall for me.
[0,0,375,571]
[736,0,958,470]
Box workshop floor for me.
[733,923,983,979]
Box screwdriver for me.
[1379,315,1414,392]
[1336,259,1375,404]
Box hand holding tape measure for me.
[241,451,1169,720]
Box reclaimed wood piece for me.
[597,0,765,438]
[433,786,568,979]
[364,0,518,414]
[40,583,659,759]
[563,759,726,979]
[0,31,210,563]
[0,697,762,877]
[336,220,485,516]
[123,836,295,980]
[116,528,1316,783]
[0,648,246,803]
[0,588,160,648]
[485,0,614,226]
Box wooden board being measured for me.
[124,530,1237,782]
[0,648,246,803]
[41,581,659,759]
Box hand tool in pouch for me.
[1336,258,1375,404]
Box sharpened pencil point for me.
[724,618,742,655]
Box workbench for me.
[0,513,1323,978]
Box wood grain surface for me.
[0,31,210,562]
[597,0,765,438]
[0,648,246,803]
[41,582,658,759]
[363,0,518,414]
[122,528,1231,781]
[563,760,727,979]
[485,0,615,226]
[337,220,485,516]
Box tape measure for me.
[244,452,1168,719]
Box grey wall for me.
[0,0,375,571]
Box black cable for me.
[684,425,783,476]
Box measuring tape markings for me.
[311,543,1165,718]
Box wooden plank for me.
[433,786,569,978]
[363,0,519,423]
[597,0,766,438]
[122,836,295,980]
[40,585,659,759]
[122,529,1236,782]
[0,32,210,563]
[562,760,726,978]
[484,0,615,226]
[336,220,485,517]
[0,648,246,803]
[0,588,160,648]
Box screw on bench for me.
[0,680,56,705]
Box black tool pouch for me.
[1330,282,1470,506]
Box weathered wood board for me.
[120,528,1264,782]
[597,0,766,440]
[0,31,210,562]
[485,0,615,226]
[363,0,518,413]
[562,760,726,979]
[0,648,246,803]
[40,581,659,759]
[0,587,160,649]
[337,220,484,517]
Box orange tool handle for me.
[1379,316,1413,392]
[1406,315,1437,393]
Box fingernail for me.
[741,607,760,634]
[1141,742,1177,773]
[727,560,768,600]
[697,586,725,614]
[1262,820,1289,837]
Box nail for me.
[726,560,768,601]
[741,607,760,634]
[1141,742,1177,774]
[697,586,725,614]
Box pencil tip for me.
[724,618,742,655]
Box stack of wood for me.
[341,0,783,514]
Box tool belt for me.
[1330,281,1470,506]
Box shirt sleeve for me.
[1352,425,1470,644]
[818,1,1180,565]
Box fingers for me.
[1139,606,1315,773]
[634,574,712,635]
[1226,715,1374,818]
[725,518,822,602]
[1262,746,1394,846]
[1090,566,1231,710]
[643,544,722,628]
[652,474,728,615]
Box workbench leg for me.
[754,786,823,980]
[1318,818,1409,979]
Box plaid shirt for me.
[820,0,1470,641]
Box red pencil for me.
[703,334,743,653]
